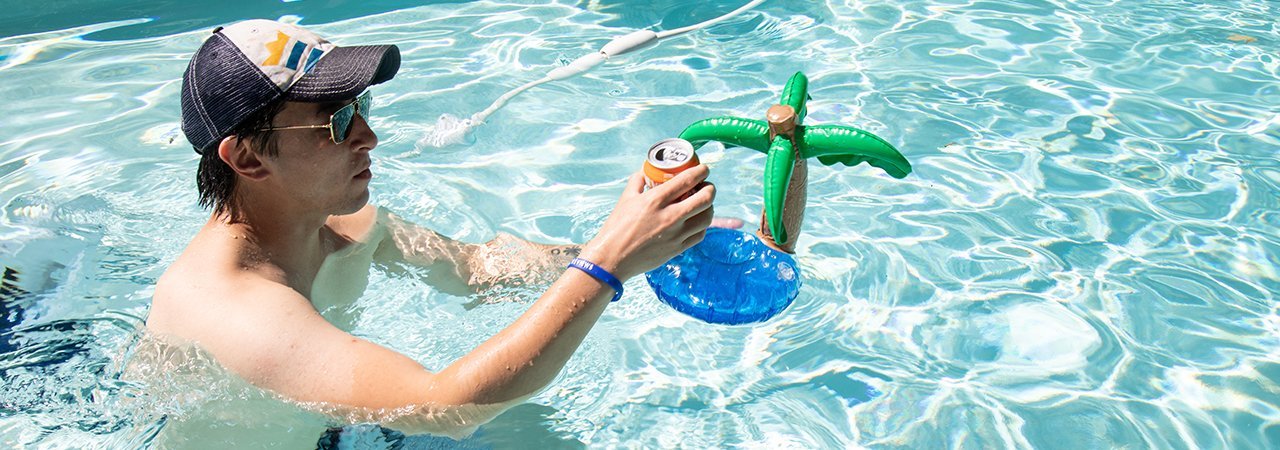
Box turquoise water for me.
[2,0,1279,448]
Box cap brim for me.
[285,44,400,102]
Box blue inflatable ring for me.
[645,227,801,324]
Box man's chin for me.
[336,190,371,216]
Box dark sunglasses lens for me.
[359,91,373,118]
[331,103,355,143]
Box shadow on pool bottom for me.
[317,403,586,450]
[0,267,23,354]
[317,371,884,449]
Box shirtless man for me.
[146,19,714,428]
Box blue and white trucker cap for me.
[180,19,400,154]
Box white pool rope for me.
[422,0,767,148]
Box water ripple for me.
[1,0,1279,448]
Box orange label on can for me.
[643,138,698,186]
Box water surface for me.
[1,0,1278,448]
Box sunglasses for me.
[260,90,373,144]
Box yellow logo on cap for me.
[263,31,290,66]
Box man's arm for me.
[373,211,580,295]
[192,168,715,431]
[203,267,612,414]
[374,201,746,296]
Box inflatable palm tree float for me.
[647,71,913,324]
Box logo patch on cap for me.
[219,20,334,92]
[262,31,325,72]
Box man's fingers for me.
[681,229,707,250]
[651,165,709,204]
[619,172,646,201]
[673,182,715,220]
[681,207,715,240]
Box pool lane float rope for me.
[646,71,913,324]
[423,0,768,148]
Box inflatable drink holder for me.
[646,72,912,325]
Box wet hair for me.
[195,99,286,219]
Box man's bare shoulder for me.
[147,235,438,407]
[148,230,315,363]
[152,261,297,331]
[150,263,329,378]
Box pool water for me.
[2,0,1279,448]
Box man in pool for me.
[146,19,715,432]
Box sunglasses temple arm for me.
[262,124,331,131]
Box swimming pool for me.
[2,0,1278,447]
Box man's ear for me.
[217,135,270,181]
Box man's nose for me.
[347,112,378,152]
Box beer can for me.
[643,138,699,187]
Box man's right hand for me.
[578,165,715,281]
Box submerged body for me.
[137,206,555,445]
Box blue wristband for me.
[568,257,623,302]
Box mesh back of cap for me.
[180,33,283,153]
